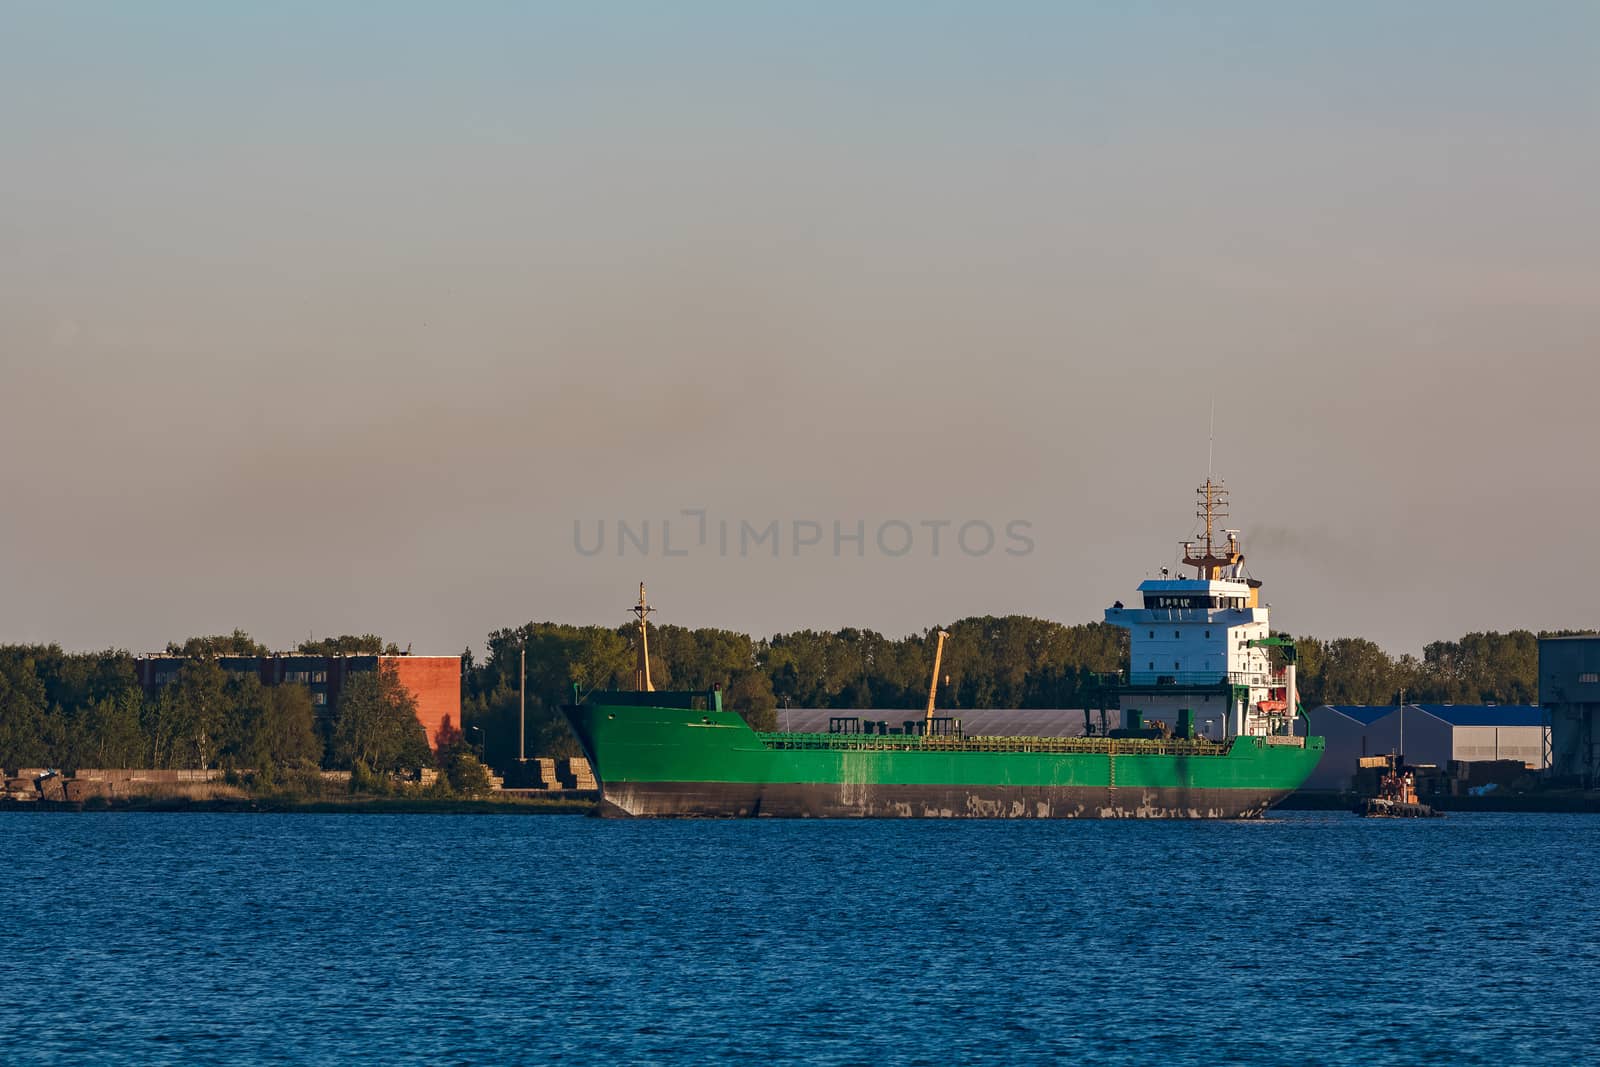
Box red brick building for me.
[134,653,462,750]
[383,656,461,749]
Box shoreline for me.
[0,794,598,815]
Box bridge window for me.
[1146,594,1221,609]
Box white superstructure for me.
[1104,480,1294,740]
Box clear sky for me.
[2,2,1597,656]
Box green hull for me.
[563,693,1325,819]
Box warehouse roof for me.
[1318,704,1542,727]
[1320,705,1397,726]
[1411,704,1543,727]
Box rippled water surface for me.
[2,811,1595,1064]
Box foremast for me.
[631,582,655,692]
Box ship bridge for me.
[1100,478,1293,740]
[1109,578,1264,624]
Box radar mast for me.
[1181,479,1243,580]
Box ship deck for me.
[756,733,1307,756]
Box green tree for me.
[243,685,322,773]
[330,667,432,773]
[167,658,229,768]
[764,629,870,707]
[80,690,148,769]
[1315,638,1398,706]
[40,707,86,773]
[143,687,180,769]
[165,630,270,657]
[33,647,139,711]
[443,748,494,796]
[1418,630,1538,704]
[296,634,401,655]
[726,671,778,731]
[0,648,52,769]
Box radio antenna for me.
[1208,395,1215,479]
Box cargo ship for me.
[563,480,1324,818]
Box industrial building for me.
[1540,636,1600,785]
[133,653,461,749]
[1298,704,1546,791]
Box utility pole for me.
[1398,688,1405,765]
[519,640,527,763]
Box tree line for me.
[1286,629,1594,707]
[3,622,1592,774]
[0,634,434,781]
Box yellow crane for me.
[925,629,950,735]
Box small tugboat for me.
[1356,755,1442,818]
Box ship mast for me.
[631,582,655,692]
[1181,478,1243,580]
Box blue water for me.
[2,812,1594,1065]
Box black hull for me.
[598,781,1287,819]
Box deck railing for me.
[1095,670,1279,689]
[759,733,1230,757]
